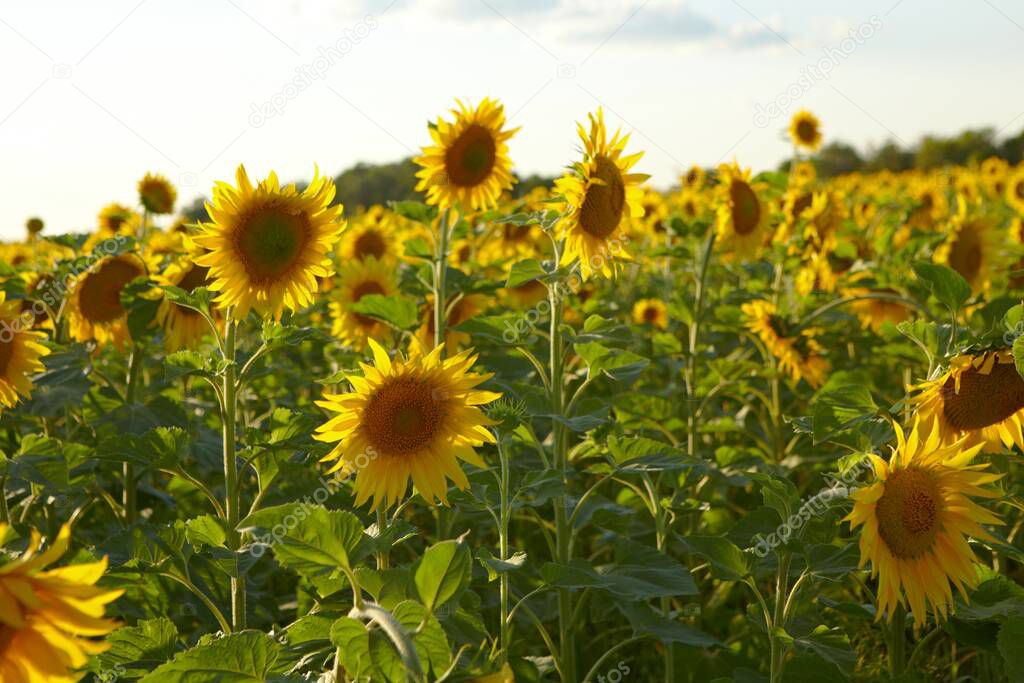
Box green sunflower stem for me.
[548,242,576,683]
[222,312,246,630]
[497,435,511,665]
[434,207,452,541]
[769,551,792,683]
[123,346,144,525]
[889,603,907,677]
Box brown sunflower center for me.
[947,222,984,284]
[351,280,387,327]
[234,206,310,284]
[796,120,817,143]
[502,224,531,243]
[354,229,386,260]
[362,376,448,455]
[78,258,144,324]
[445,124,497,188]
[941,357,1024,430]
[643,306,659,323]
[730,180,761,235]
[1014,180,1024,200]
[579,156,626,239]
[876,468,941,559]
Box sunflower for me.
[794,250,837,296]
[677,189,705,223]
[329,257,398,350]
[934,197,1000,292]
[67,253,147,350]
[0,292,50,409]
[193,165,345,320]
[25,217,44,240]
[155,254,218,352]
[314,339,501,510]
[980,157,1009,198]
[845,419,1003,624]
[632,298,668,329]
[790,161,817,187]
[414,98,518,211]
[555,109,648,280]
[908,349,1024,453]
[417,293,486,352]
[97,203,136,234]
[338,205,403,264]
[1006,166,1024,213]
[0,524,123,682]
[742,300,830,387]
[789,110,823,151]
[715,162,770,259]
[682,165,705,191]
[138,172,176,215]
[843,276,911,333]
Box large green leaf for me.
[415,539,472,613]
[139,631,282,682]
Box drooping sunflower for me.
[329,257,399,350]
[789,110,823,151]
[908,349,1024,453]
[414,98,518,211]
[138,172,177,215]
[25,217,44,240]
[194,165,345,320]
[154,254,218,352]
[715,162,770,259]
[0,292,50,409]
[1006,165,1024,213]
[845,420,1003,624]
[314,339,501,510]
[555,109,648,280]
[632,298,668,329]
[67,253,147,350]
[417,293,486,352]
[97,203,136,234]
[742,300,830,387]
[934,197,1001,292]
[338,205,403,264]
[0,524,123,682]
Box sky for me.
[1,0,1023,239]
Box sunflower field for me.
[3,100,1024,683]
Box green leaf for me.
[21,343,91,417]
[476,548,527,581]
[999,617,1024,682]
[99,617,179,677]
[139,631,281,682]
[794,626,855,675]
[330,618,375,680]
[679,536,751,581]
[350,294,419,330]
[811,385,878,444]
[913,261,971,310]
[239,505,368,578]
[506,259,548,288]
[185,515,228,549]
[415,539,472,613]
[614,600,719,647]
[1014,336,1024,381]
[392,600,452,676]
